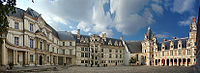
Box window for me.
[53,47,55,52]
[116,50,118,53]
[171,46,173,48]
[40,42,43,49]
[81,48,84,51]
[14,37,19,46]
[179,44,181,47]
[109,54,112,58]
[101,49,104,52]
[30,39,33,48]
[81,52,84,57]
[81,60,84,63]
[85,53,88,57]
[109,49,112,52]
[47,44,50,51]
[178,49,182,55]
[30,23,33,32]
[30,55,33,62]
[120,54,122,58]
[101,53,104,58]
[14,22,19,29]
[63,42,65,46]
[85,48,88,51]
[120,50,122,53]
[85,60,88,63]
[170,50,173,56]
[187,49,191,55]
[69,49,73,55]
[116,54,118,58]
[62,49,65,54]
[69,42,72,46]
[145,49,146,53]
[47,56,50,62]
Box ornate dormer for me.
[144,26,155,41]
[190,18,197,32]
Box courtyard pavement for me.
[26,65,194,73]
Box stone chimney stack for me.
[163,38,167,42]
[120,36,123,40]
[77,29,80,39]
[173,37,176,39]
[102,33,106,41]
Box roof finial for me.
[148,26,151,30]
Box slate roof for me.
[126,41,142,53]
[8,7,59,38]
[158,37,188,51]
[57,31,75,40]
[104,38,123,45]
[8,8,25,18]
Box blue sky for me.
[16,0,200,42]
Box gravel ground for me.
[27,66,194,73]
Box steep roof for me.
[58,31,75,40]
[8,7,59,38]
[159,37,188,51]
[8,8,25,18]
[126,41,142,53]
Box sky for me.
[16,0,200,42]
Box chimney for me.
[163,38,167,42]
[193,18,196,24]
[77,29,80,39]
[173,37,176,39]
[120,36,123,40]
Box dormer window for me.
[14,22,19,29]
[30,23,33,32]
[170,45,173,48]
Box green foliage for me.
[129,57,137,64]
[0,0,16,44]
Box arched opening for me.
[187,59,190,66]
[178,59,181,66]
[170,59,173,66]
[39,55,43,65]
[155,59,157,65]
[174,59,177,66]
[183,59,186,66]
[162,59,165,66]
[167,59,169,66]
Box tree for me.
[0,0,16,44]
[129,57,137,64]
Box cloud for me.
[178,16,195,26]
[155,32,170,39]
[151,4,163,15]
[17,0,164,37]
[77,21,92,32]
[111,0,157,35]
[71,30,77,34]
[171,0,195,14]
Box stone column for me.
[27,52,30,65]
[165,59,167,66]
[177,59,179,66]
[1,39,8,65]
[13,50,16,65]
[180,59,183,66]
[15,50,18,65]
[160,59,162,66]
[173,59,175,66]
[24,51,28,65]
[185,58,188,66]
[64,57,66,65]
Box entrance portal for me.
[39,55,42,65]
